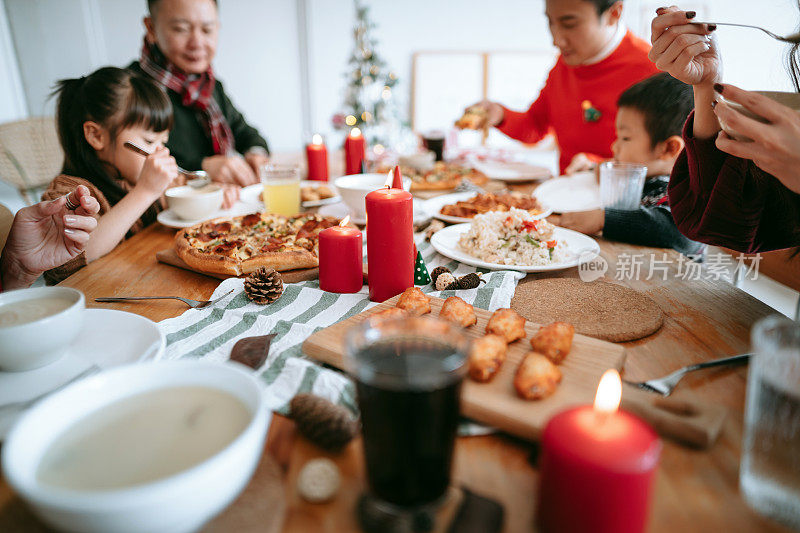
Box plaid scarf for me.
[139,39,233,156]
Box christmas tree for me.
[332,0,412,152]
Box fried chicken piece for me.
[439,296,477,328]
[370,307,408,323]
[485,308,526,343]
[396,287,431,316]
[468,334,508,382]
[530,322,575,364]
[514,352,562,400]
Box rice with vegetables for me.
[458,208,569,265]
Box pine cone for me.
[457,273,486,290]
[290,394,359,452]
[430,266,451,286]
[244,267,284,304]
[435,272,457,291]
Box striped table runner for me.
[157,239,525,416]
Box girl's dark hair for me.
[53,66,172,226]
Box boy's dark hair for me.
[584,0,620,15]
[617,72,694,147]
[53,66,172,226]
[147,0,217,16]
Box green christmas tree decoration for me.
[414,251,431,285]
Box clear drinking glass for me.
[741,316,800,529]
[345,316,469,525]
[599,162,647,210]
[261,164,300,216]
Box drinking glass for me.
[741,316,800,529]
[345,316,469,527]
[261,164,300,216]
[599,162,647,210]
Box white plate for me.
[533,172,602,213]
[466,156,552,182]
[157,201,262,228]
[424,191,553,224]
[318,200,430,226]
[0,308,164,440]
[241,181,341,209]
[430,223,600,272]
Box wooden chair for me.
[0,117,63,205]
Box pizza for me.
[372,161,488,192]
[175,212,340,276]
[455,105,488,130]
[440,192,544,219]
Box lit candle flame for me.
[384,171,393,188]
[340,215,350,227]
[311,133,323,145]
[350,127,362,138]
[593,369,622,414]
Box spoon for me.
[694,21,800,44]
[123,141,211,188]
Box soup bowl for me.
[334,173,412,218]
[720,91,800,141]
[165,184,224,220]
[0,287,84,372]
[2,360,269,533]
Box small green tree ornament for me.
[414,251,431,285]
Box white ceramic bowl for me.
[0,287,84,372]
[334,173,412,218]
[721,91,800,141]
[2,360,269,533]
[165,185,224,221]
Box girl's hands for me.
[136,147,178,199]
[221,184,240,209]
[649,6,721,88]
[713,84,800,194]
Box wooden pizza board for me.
[156,248,320,283]
[302,295,726,448]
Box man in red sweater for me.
[465,0,658,174]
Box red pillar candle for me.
[319,215,363,293]
[306,134,328,181]
[344,127,366,175]
[365,174,414,302]
[537,370,661,533]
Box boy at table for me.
[549,73,705,257]
[462,0,658,174]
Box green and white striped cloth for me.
[157,239,525,416]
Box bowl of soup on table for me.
[720,91,800,141]
[0,287,84,372]
[334,173,412,218]
[165,184,224,220]
[1,360,269,533]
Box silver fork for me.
[95,289,234,309]
[0,365,101,415]
[694,22,800,44]
[622,353,751,396]
[123,141,210,188]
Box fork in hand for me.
[622,353,751,397]
[95,289,234,309]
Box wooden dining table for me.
[0,190,793,532]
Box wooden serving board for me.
[156,248,320,284]
[303,295,727,448]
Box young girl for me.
[41,66,179,284]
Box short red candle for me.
[537,371,661,533]
[306,134,328,181]
[365,182,414,302]
[319,218,363,293]
[344,128,366,175]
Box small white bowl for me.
[2,360,269,533]
[334,173,412,218]
[0,287,84,372]
[720,91,800,142]
[165,185,224,221]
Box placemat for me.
[510,278,663,342]
[156,238,525,417]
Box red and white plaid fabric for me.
[139,39,234,156]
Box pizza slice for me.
[455,105,489,130]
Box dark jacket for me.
[128,61,269,171]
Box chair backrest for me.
[0,117,63,204]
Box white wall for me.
[0,0,25,122]
[2,0,799,151]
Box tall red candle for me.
[319,216,363,293]
[365,175,414,302]
[537,370,661,533]
[344,128,366,175]
[306,134,328,181]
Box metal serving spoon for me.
[123,141,211,188]
[694,21,800,44]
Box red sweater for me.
[497,31,659,173]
